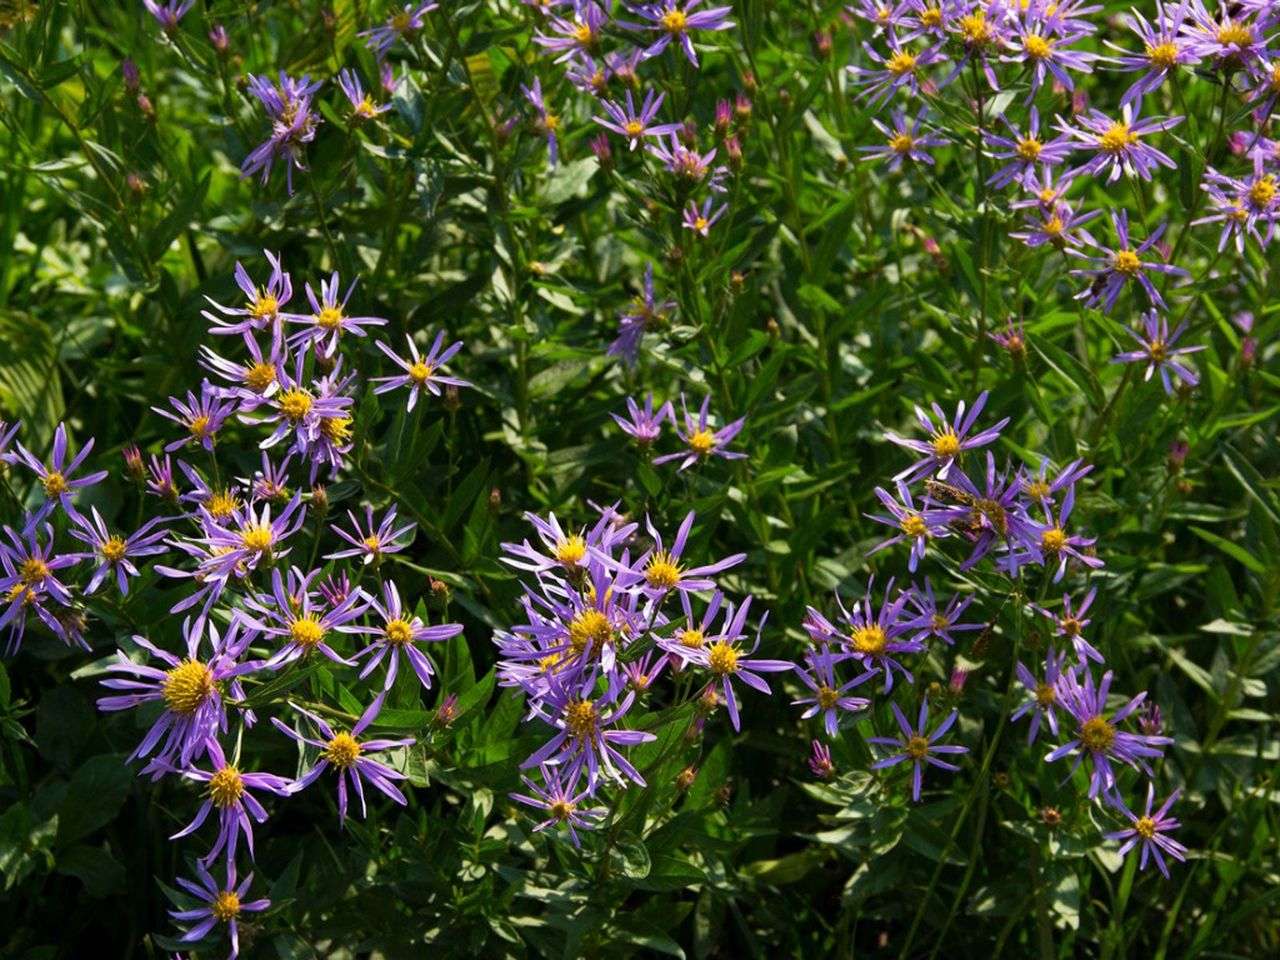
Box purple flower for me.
[7,421,108,526]
[510,764,607,847]
[501,504,637,579]
[98,618,252,768]
[170,738,291,863]
[1104,784,1188,879]
[1046,666,1173,801]
[273,691,414,825]
[241,72,323,195]
[792,646,872,736]
[1018,456,1093,510]
[237,450,294,505]
[199,337,285,416]
[1017,486,1104,582]
[341,580,463,690]
[1192,157,1278,252]
[1012,647,1070,744]
[0,521,77,612]
[984,108,1073,189]
[287,272,387,359]
[594,89,682,150]
[1031,588,1103,663]
[620,1,735,67]
[608,263,676,365]
[153,381,238,453]
[1002,14,1096,102]
[169,860,269,960]
[326,504,416,565]
[337,68,391,123]
[143,0,194,35]
[850,38,947,104]
[653,393,746,470]
[1180,1,1269,70]
[820,580,923,692]
[522,672,657,788]
[1069,209,1187,312]
[624,510,745,599]
[681,196,728,237]
[372,332,469,411]
[534,1,608,62]
[254,353,354,457]
[195,491,306,580]
[68,508,169,596]
[885,389,1009,483]
[240,566,365,669]
[866,481,962,572]
[1104,1,1199,109]
[201,250,293,340]
[1011,198,1101,250]
[808,739,836,779]
[858,107,950,171]
[1059,106,1182,184]
[359,2,439,60]
[611,393,673,449]
[901,579,982,646]
[647,133,720,184]
[869,702,968,802]
[1111,309,1205,393]
[521,78,561,166]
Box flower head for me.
[1111,310,1205,394]
[869,701,968,802]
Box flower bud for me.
[589,132,613,171]
[122,58,140,92]
[136,93,156,122]
[488,486,502,510]
[123,444,145,480]
[125,172,147,200]
[812,29,833,61]
[714,99,732,140]
[433,693,459,728]
[724,135,743,172]
[1040,806,1062,827]
[675,766,698,792]
[209,25,229,56]
[309,484,329,518]
[429,577,452,608]
[444,384,462,412]
[1167,439,1188,474]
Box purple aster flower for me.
[1245,56,1280,118]
[169,738,291,863]
[858,107,950,171]
[501,505,637,581]
[652,393,746,470]
[945,3,1009,90]
[199,336,285,416]
[521,78,561,166]
[1193,157,1279,252]
[1002,13,1096,102]
[851,38,947,104]
[1014,486,1104,582]
[566,54,613,96]
[241,566,365,669]
[7,421,108,526]
[287,272,387,359]
[823,580,923,692]
[901,579,983,646]
[1059,106,1182,184]
[594,88,682,150]
[254,353,354,457]
[241,72,323,195]
[1011,198,1102,250]
[143,453,180,505]
[869,702,969,802]
[201,251,293,340]
[1111,309,1205,393]
[306,362,358,483]
[663,595,791,731]
[359,2,439,60]
[534,1,608,62]
[1180,0,1269,71]
[866,481,962,572]
[792,645,872,736]
[153,381,238,453]
[849,0,911,35]
[928,452,1041,570]
[1031,587,1103,663]
[620,1,735,68]
[511,763,607,847]
[885,389,1009,483]
[1045,666,1173,801]
[326,504,416,565]
[371,332,469,411]
[169,860,269,960]
[608,263,676,365]
[1018,456,1093,510]
[1104,1,1199,109]
[143,0,194,35]
[522,672,657,787]
[274,692,414,825]
[0,521,77,612]
[681,196,727,237]
[611,393,673,450]
[341,580,463,690]
[237,450,294,505]
[623,510,745,599]
[1069,210,1187,312]
[808,739,836,778]
[647,132,720,184]
[984,108,1074,189]
[1104,784,1187,878]
[196,491,306,580]
[97,618,253,768]
[622,650,668,692]
[336,68,391,123]
[1012,646,1070,744]
[68,508,168,596]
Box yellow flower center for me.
[624,120,644,137]
[43,471,69,497]
[568,609,613,657]
[363,534,382,554]
[247,289,278,321]
[1147,42,1179,69]
[162,659,216,717]
[645,552,683,590]
[210,890,241,923]
[660,9,687,33]
[960,12,990,46]
[243,361,277,393]
[554,535,587,568]
[1134,816,1158,839]
[1017,137,1042,161]
[101,536,128,564]
[1060,616,1082,636]
[208,489,240,519]
[19,557,49,585]
[549,799,575,821]
[1248,175,1277,208]
[850,625,887,656]
[1024,35,1051,60]
[932,429,960,459]
[1039,186,1059,204]
[679,628,705,649]
[323,732,362,768]
[1024,479,1051,504]
[816,686,839,710]
[905,736,930,761]
[354,96,379,119]
[694,216,710,232]
[573,21,594,44]
[316,306,344,330]
[1043,215,1065,239]
[1216,23,1252,49]
[921,7,942,27]
[688,429,716,456]
[889,132,914,154]
[1041,527,1067,554]
[289,615,325,649]
[408,361,434,385]
[188,415,212,440]
[1035,681,1056,707]
[384,618,414,645]
[1080,716,1116,751]
[564,698,598,738]
[1099,123,1138,154]
[278,388,313,422]
[542,112,560,132]
[707,641,739,675]
[887,50,917,76]
[1113,249,1142,276]
[320,416,352,444]
[240,523,274,552]
[207,766,245,807]
[1148,341,1168,363]
[930,614,950,632]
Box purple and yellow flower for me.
[7,421,107,526]
[984,108,1073,189]
[521,78,561,166]
[1181,1,1268,70]
[594,88,682,150]
[792,645,872,736]
[1111,309,1204,394]
[885,389,1008,483]
[196,492,306,580]
[1002,15,1096,102]
[241,566,365,669]
[255,353,354,457]
[242,73,323,195]
[1011,199,1101,250]
[337,68,392,124]
[620,1,735,67]
[169,861,270,960]
[201,251,293,339]
[1104,783,1187,878]
[866,481,962,572]
[372,332,470,411]
[808,739,836,778]
[143,0,194,35]
[326,504,416,565]
[1013,647,1070,744]
[342,580,463,690]
[273,691,414,825]
[653,393,746,470]
[869,701,968,802]
[68,508,169,596]
[154,382,238,453]
[1031,589,1104,663]
[1069,210,1187,312]
[608,263,676,365]
[1104,1,1199,108]
[359,2,439,60]
[624,510,745,599]
[287,272,387,359]
[1059,106,1182,184]
[534,1,608,62]
[681,196,728,237]
[902,580,982,646]
[1193,158,1278,252]
[510,763,606,847]
[611,393,673,449]
[859,107,950,172]
[851,38,946,104]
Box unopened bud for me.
[812,29,833,61]
[429,577,452,608]
[676,766,698,792]
[444,384,461,412]
[123,444,145,480]
[589,132,613,171]
[136,93,156,122]
[309,484,329,518]
[1167,440,1188,474]
[209,25,229,55]
[724,135,743,172]
[126,172,147,200]
[1040,806,1062,827]
[122,58,140,92]
[488,486,502,510]
[433,693,459,728]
